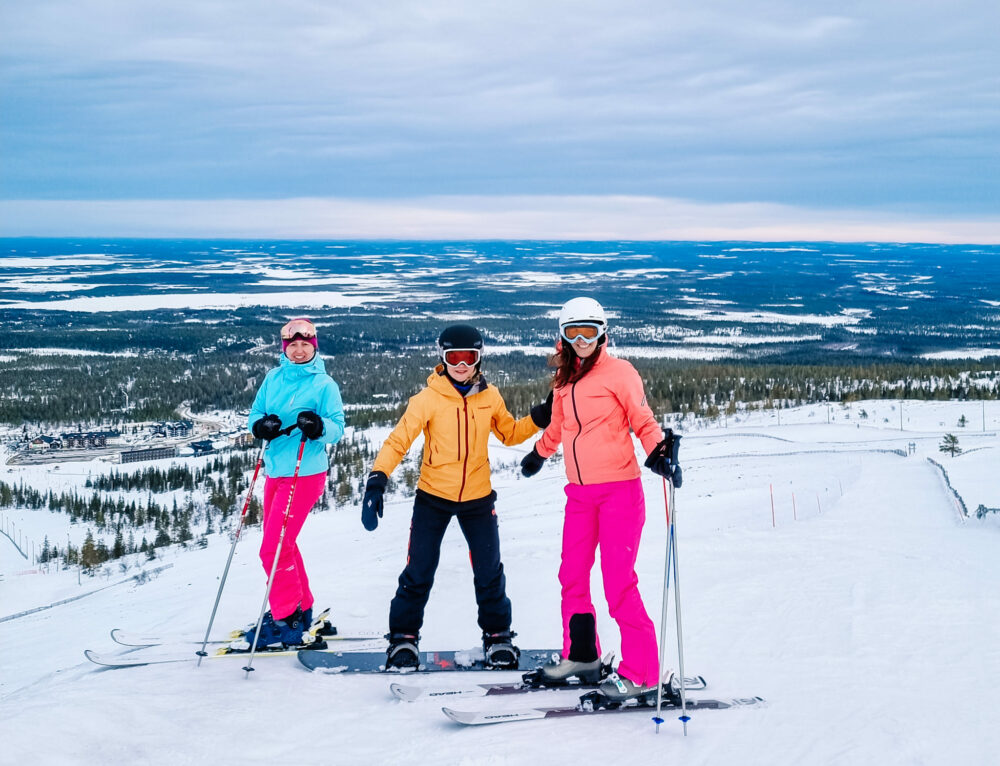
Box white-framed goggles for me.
[281,318,317,341]
[442,348,481,367]
[560,322,605,344]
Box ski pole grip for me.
[645,430,681,468]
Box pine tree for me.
[80,530,100,570]
[939,433,961,457]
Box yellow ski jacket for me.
[373,367,539,502]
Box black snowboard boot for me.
[385,633,420,669]
[483,630,520,669]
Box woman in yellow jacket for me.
[361,324,551,669]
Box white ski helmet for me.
[558,297,607,333]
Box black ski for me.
[298,647,562,674]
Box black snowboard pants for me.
[388,489,512,636]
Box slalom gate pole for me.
[243,432,307,678]
[669,479,691,735]
[653,475,674,734]
[196,441,267,666]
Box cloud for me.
[1,1,998,212]
[3,195,998,243]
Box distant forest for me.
[2,345,998,428]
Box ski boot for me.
[523,612,604,686]
[483,630,521,669]
[240,611,279,649]
[589,669,672,709]
[243,608,319,650]
[385,633,420,669]
[526,654,606,687]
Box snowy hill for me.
[2,401,999,765]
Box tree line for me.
[1,432,420,573]
[5,342,999,429]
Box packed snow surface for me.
[1,401,998,765]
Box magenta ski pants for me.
[559,477,659,687]
[260,472,326,619]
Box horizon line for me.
[2,195,999,245]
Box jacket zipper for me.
[457,399,470,501]
[570,382,584,484]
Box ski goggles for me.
[281,318,317,341]
[442,348,481,367]
[560,322,605,344]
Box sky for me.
[1,1,999,241]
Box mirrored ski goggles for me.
[442,348,481,367]
[560,322,605,344]
[281,318,317,341]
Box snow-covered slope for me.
[2,404,998,765]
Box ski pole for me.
[653,476,690,734]
[197,440,267,666]
[243,432,308,677]
[668,478,690,735]
[653,475,674,733]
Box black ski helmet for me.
[438,324,484,366]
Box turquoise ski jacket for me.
[248,354,345,477]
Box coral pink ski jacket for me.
[534,349,663,485]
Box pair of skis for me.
[85,608,384,668]
[86,625,764,727]
[296,650,764,727]
[386,672,762,727]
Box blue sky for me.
[1,1,998,240]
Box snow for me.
[664,308,869,327]
[0,255,121,268]
[0,290,440,312]
[921,349,1000,360]
[681,334,822,346]
[2,401,999,764]
[5,348,141,357]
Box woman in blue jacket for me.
[245,318,345,647]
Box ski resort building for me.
[120,446,177,464]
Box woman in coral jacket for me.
[520,297,679,701]
[360,324,552,670]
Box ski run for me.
[3,400,1000,764]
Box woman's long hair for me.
[550,341,602,389]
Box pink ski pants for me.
[259,472,326,620]
[559,477,659,687]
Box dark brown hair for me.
[550,342,603,389]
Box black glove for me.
[251,414,284,441]
[520,446,546,477]
[296,411,324,440]
[361,471,388,531]
[530,391,554,428]
[644,430,683,488]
